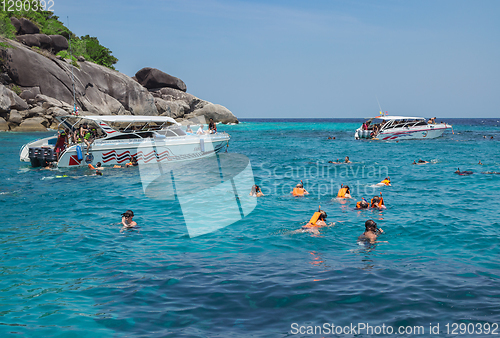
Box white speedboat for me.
[20,115,230,168]
[354,115,452,140]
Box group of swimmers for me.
[87,157,138,176]
[328,156,351,164]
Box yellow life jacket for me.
[337,187,347,198]
[308,212,321,226]
[381,179,390,185]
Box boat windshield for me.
[381,119,427,130]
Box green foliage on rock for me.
[0,2,118,69]
[0,12,16,39]
[56,50,80,69]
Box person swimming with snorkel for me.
[358,220,386,244]
[291,181,309,197]
[337,184,352,199]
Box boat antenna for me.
[376,97,383,116]
[67,16,77,116]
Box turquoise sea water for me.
[1,118,500,337]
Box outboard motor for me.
[43,147,57,162]
[36,147,48,168]
[29,147,41,167]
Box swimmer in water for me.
[355,198,370,209]
[291,181,309,196]
[478,160,483,165]
[378,177,391,186]
[358,219,386,244]
[121,210,137,228]
[328,159,341,164]
[88,162,104,170]
[250,184,264,197]
[370,192,386,209]
[345,156,352,164]
[337,184,352,198]
[95,170,103,176]
[417,159,429,164]
[298,207,329,234]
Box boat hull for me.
[57,135,229,168]
[355,124,451,140]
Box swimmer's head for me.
[365,219,377,231]
[319,210,327,220]
[296,183,303,188]
[97,162,102,167]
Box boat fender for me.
[76,145,83,161]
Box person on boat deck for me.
[54,130,69,161]
[380,177,391,186]
[208,118,217,134]
[356,198,370,209]
[121,210,137,228]
[302,209,328,231]
[186,125,193,134]
[291,182,309,196]
[370,193,385,209]
[196,125,205,135]
[250,185,264,197]
[358,220,385,244]
[337,184,352,198]
[362,122,368,130]
[344,156,352,163]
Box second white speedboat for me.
[355,115,452,140]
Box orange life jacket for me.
[371,197,384,208]
[381,179,390,185]
[356,201,362,209]
[337,187,348,198]
[292,187,305,196]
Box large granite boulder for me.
[0,84,29,112]
[34,34,52,49]
[16,34,40,48]
[0,117,8,131]
[10,17,21,34]
[19,18,40,35]
[13,116,47,131]
[183,103,238,124]
[49,35,68,53]
[135,67,187,92]
[1,39,157,116]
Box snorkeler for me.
[455,168,473,175]
[292,181,309,197]
[302,207,328,230]
[344,156,352,163]
[478,160,483,165]
[250,184,264,197]
[328,159,341,164]
[370,192,386,209]
[377,177,391,186]
[337,184,352,198]
[355,198,370,209]
[88,162,104,170]
[121,210,137,228]
[358,220,385,244]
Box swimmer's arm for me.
[121,216,128,227]
[304,190,309,195]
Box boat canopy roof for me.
[369,116,425,121]
[74,115,180,125]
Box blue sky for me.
[55,0,500,118]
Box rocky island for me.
[0,14,238,132]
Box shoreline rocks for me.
[0,27,237,131]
